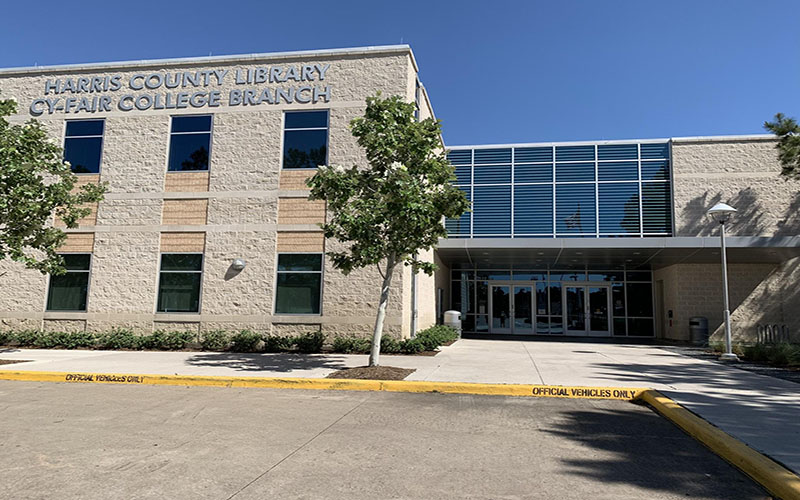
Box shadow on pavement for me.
[184,352,350,373]
[590,359,800,472]
[544,405,768,499]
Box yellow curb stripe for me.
[640,390,800,500]
[0,369,646,400]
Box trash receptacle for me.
[444,310,462,337]
[689,316,709,346]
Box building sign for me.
[29,63,331,116]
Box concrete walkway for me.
[1,339,799,475]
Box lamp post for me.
[708,202,738,361]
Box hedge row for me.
[0,325,459,355]
[710,341,800,367]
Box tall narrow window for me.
[282,111,328,169]
[275,254,323,314]
[168,115,212,171]
[46,254,91,311]
[64,120,104,174]
[157,254,203,313]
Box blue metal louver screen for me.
[446,140,671,238]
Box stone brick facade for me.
[0,46,431,338]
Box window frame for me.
[155,252,204,314]
[280,110,330,170]
[62,119,105,175]
[273,252,324,316]
[45,253,92,312]
[166,114,214,173]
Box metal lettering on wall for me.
[28,64,331,116]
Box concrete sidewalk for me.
[1,339,799,475]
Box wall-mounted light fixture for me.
[231,258,246,271]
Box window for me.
[46,254,91,311]
[275,254,322,314]
[282,111,328,169]
[157,254,203,313]
[64,120,104,173]
[168,115,212,171]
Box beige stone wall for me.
[0,48,417,335]
[655,262,778,342]
[672,137,800,236]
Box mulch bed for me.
[326,366,416,380]
[0,359,31,365]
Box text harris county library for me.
[0,44,799,344]
[31,64,332,115]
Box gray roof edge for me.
[437,236,800,250]
[0,44,414,76]
[446,134,777,150]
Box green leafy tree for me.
[764,113,800,179]
[0,95,106,274]
[307,94,469,366]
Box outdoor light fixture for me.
[707,202,738,361]
[231,258,246,271]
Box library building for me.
[0,45,798,344]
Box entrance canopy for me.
[436,236,800,269]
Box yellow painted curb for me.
[640,390,800,500]
[0,369,646,400]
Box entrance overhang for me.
[436,236,800,269]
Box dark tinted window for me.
[283,111,328,169]
[157,254,203,313]
[64,120,104,174]
[168,116,212,172]
[46,254,91,311]
[275,253,323,314]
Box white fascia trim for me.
[0,45,413,76]
[670,134,776,143]
[447,138,670,150]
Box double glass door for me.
[489,285,533,334]
[564,285,611,336]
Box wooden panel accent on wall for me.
[162,199,208,225]
[164,172,210,192]
[279,170,315,190]
[160,232,206,252]
[59,233,95,252]
[276,232,324,252]
[278,198,325,225]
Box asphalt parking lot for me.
[0,381,768,500]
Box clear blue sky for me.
[2,0,798,145]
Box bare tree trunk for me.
[369,256,396,367]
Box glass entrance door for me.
[513,285,533,334]
[564,285,611,336]
[490,285,511,333]
[587,286,611,336]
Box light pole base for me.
[720,352,740,362]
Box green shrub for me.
[744,343,770,363]
[766,343,795,366]
[231,330,263,352]
[380,335,401,354]
[0,330,11,346]
[415,325,458,351]
[295,332,325,353]
[13,329,40,347]
[263,335,295,353]
[399,338,425,354]
[331,336,371,354]
[32,331,96,349]
[96,328,141,350]
[139,330,167,350]
[200,330,229,351]
[161,331,195,350]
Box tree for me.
[764,113,800,179]
[0,95,106,275]
[307,94,470,366]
